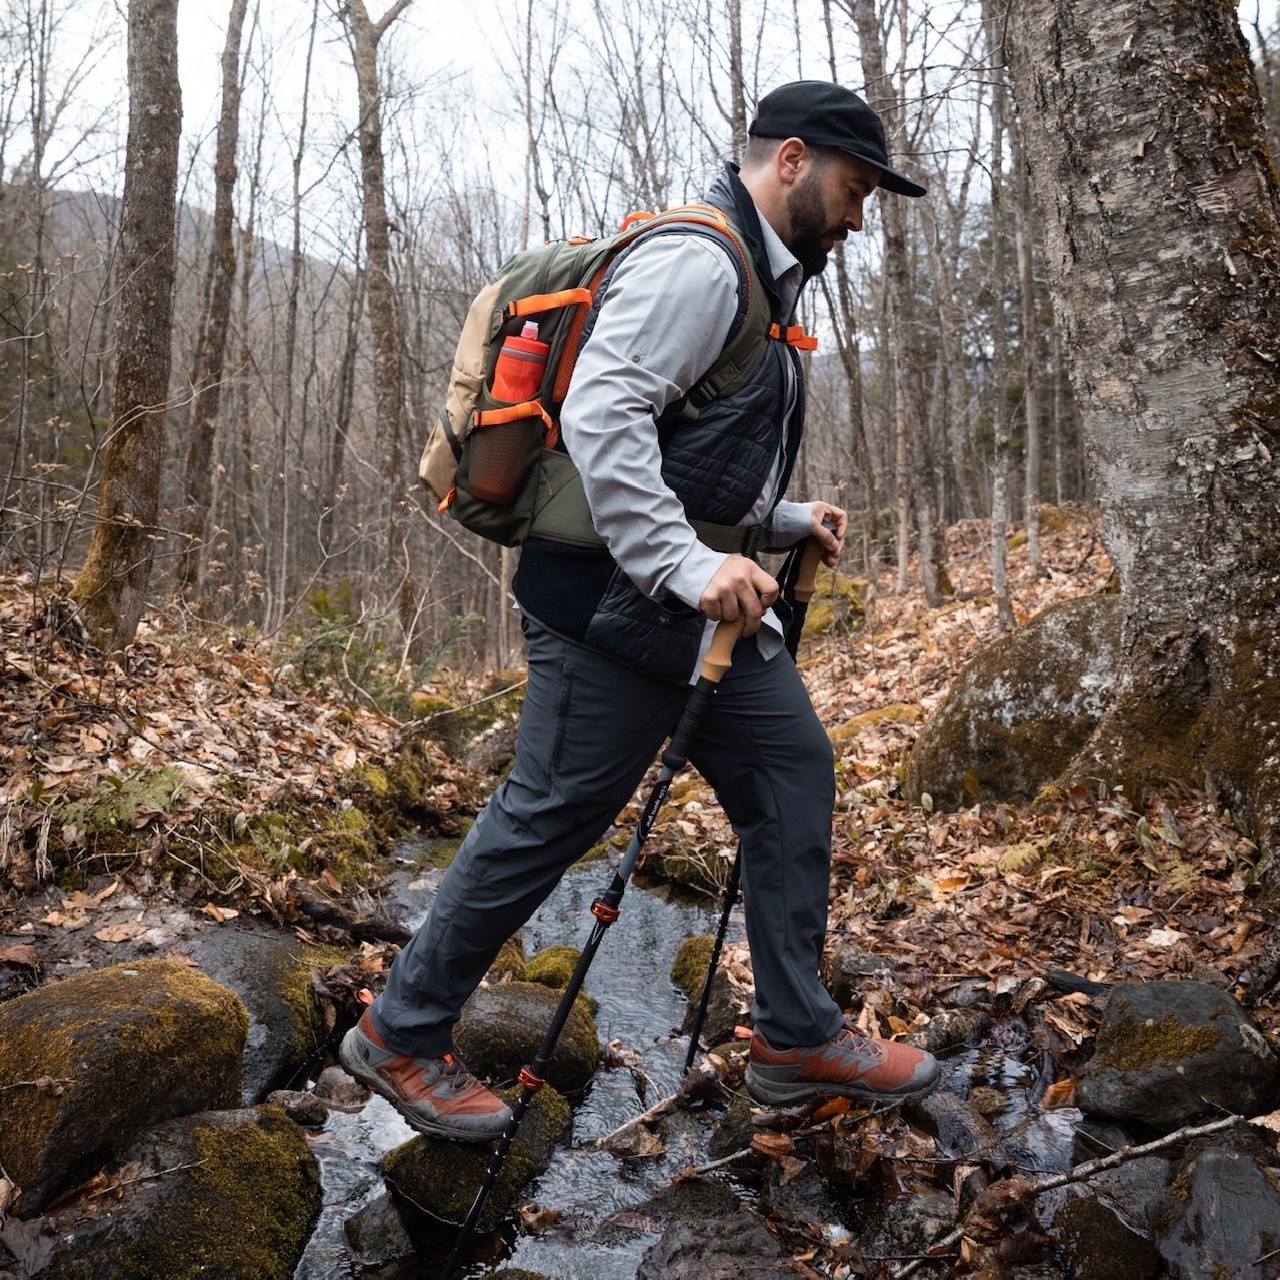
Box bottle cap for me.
[521,320,540,339]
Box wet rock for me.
[707,1093,760,1161]
[1076,1155,1173,1231]
[1071,1117,1133,1162]
[184,927,339,1103]
[456,981,599,1094]
[1042,1184,1162,1280]
[910,1007,992,1054]
[635,1178,800,1279]
[30,1105,320,1280]
[904,594,1123,808]
[344,1190,414,1268]
[917,1088,1001,1162]
[313,1064,368,1111]
[267,1089,329,1128]
[852,1187,956,1260]
[381,1084,570,1232]
[490,1271,554,1280]
[760,1160,847,1230]
[822,944,889,1011]
[1156,1140,1280,1279]
[0,959,247,1216]
[1077,981,1280,1128]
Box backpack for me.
[419,204,817,550]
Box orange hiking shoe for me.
[339,1010,512,1142]
[744,1021,940,1106]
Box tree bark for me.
[177,0,249,596]
[999,2,1280,878]
[342,0,417,653]
[71,0,181,653]
[851,0,946,605]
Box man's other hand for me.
[811,502,848,567]
[699,554,779,637]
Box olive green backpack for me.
[419,204,816,550]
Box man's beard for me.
[786,168,840,277]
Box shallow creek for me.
[292,854,1082,1279]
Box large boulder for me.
[1156,1139,1280,1279]
[380,1084,570,1232]
[1077,981,1280,1128]
[0,960,247,1216]
[25,1106,320,1280]
[184,927,339,1102]
[904,595,1123,808]
[455,981,599,1094]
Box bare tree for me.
[177,0,250,595]
[71,0,181,652]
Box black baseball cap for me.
[748,80,927,197]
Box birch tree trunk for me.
[71,0,181,653]
[177,0,248,596]
[998,1,1280,912]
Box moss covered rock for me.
[486,933,527,982]
[36,1105,320,1280]
[671,936,715,1000]
[185,928,343,1103]
[381,1084,570,1232]
[456,981,599,1094]
[1079,980,1280,1129]
[525,944,580,989]
[904,594,1123,809]
[0,960,247,1216]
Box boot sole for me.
[744,1064,940,1107]
[338,1028,509,1144]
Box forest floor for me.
[1,504,1275,1049]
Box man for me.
[341,81,941,1140]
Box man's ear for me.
[775,137,808,188]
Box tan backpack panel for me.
[419,276,505,504]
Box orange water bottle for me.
[490,320,549,402]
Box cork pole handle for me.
[700,616,746,684]
[793,537,825,607]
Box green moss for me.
[278,945,347,1064]
[0,961,246,1213]
[382,1085,570,1231]
[55,765,186,838]
[526,945,581,990]
[42,1107,320,1280]
[355,763,391,798]
[671,936,715,1001]
[487,935,527,982]
[1094,1014,1223,1075]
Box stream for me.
[292,850,1083,1280]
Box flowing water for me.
[294,855,732,1280]
[292,850,1082,1280]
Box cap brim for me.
[839,146,927,197]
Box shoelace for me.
[839,1024,887,1063]
[435,1051,472,1093]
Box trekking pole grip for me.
[794,536,825,606]
[700,615,747,684]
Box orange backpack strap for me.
[769,322,819,351]
[503,288,594,322]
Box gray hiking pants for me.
[373,613,843,1057]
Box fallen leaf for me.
[518,1202,563,1235]
[0,944,39,968]
[320,869,342,892]
[1040,1077,1079,1110]
[750,1131,795,1162]
[202,904,239,923]
[94,922,147,943]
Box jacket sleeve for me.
[558,233,741,610]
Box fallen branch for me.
[0,1077,72,1095]
[890,1113,1244,1279]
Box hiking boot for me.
[339,1010,512,1142]
[744,1021,940,1106]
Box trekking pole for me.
[682,535,825,1075]
[439,615,748,1280]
